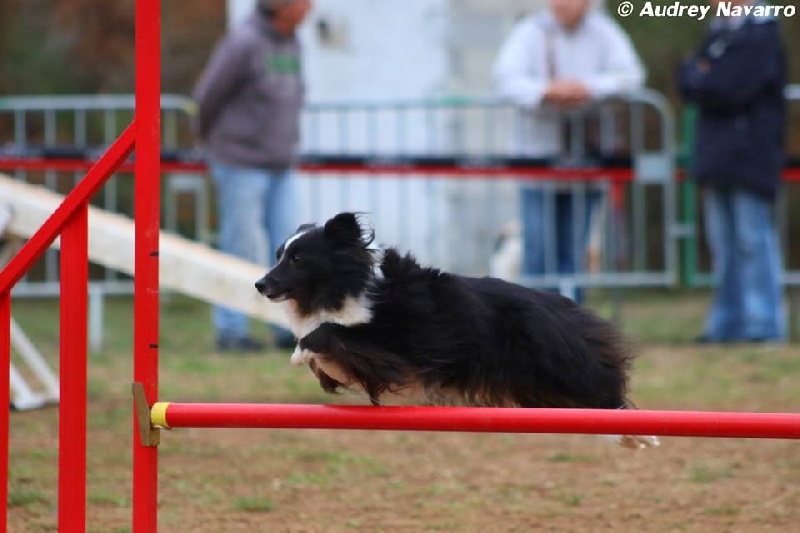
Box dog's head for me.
[255,212,377,315]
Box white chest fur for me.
[281,294,374,366]
[281,293,374,339]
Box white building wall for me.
[296,0,455,266]
[223,0,552,271]
[302,0,450,102]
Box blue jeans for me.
[210,160,298,342]
[702,187,785,342]
[520,188,600,304]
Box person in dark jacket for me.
[678,0,786,343]
[193,0,312,352]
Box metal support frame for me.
[132,1,162,530]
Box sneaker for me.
[215,336,266,354]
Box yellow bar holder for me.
[150,401,171,429]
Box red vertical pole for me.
[59,206,89,530]
[133,0,161,531]
[0,292,10,531]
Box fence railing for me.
[1,86,799,299]
[0,94,196,296]
[1,89,679,300]
[298,89,678,298]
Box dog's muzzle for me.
[255,276,291,301]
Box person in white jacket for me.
[493,0,644,302]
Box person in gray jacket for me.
[193,0,312,353]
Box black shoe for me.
[692,335,731,345]
[275,336,296,350]
[215,336,266,354]
[271,327,296,350]
[694,334,781,345]
[743,336,782,344]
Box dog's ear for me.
[324,212,363,244]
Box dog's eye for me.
[289,253,301,265]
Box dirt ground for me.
[149,427,799,533]
[9,351,800,533]
[6,296,800,532]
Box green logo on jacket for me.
[268,55,300,74]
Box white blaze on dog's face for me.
[255,213,379,339]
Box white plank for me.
[0,175,287,327]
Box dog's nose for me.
[255,278,267,294]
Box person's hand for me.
[544,80,591,108]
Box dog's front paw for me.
[290,345,315,366]
[312,357,354,387]
[309,358,343,393]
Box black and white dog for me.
[255,213,658,448]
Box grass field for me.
[6,290,800,532]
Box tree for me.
[0,0,226,95]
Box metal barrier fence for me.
[298,89,677,299]
[0,90,679,301]
[0,94,199,296]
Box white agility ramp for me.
[8,318,60,410]
[0,174,288,328]
[1,202,60,409]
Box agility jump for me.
[1,1,800,532]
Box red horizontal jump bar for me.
[153,403,800,440]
